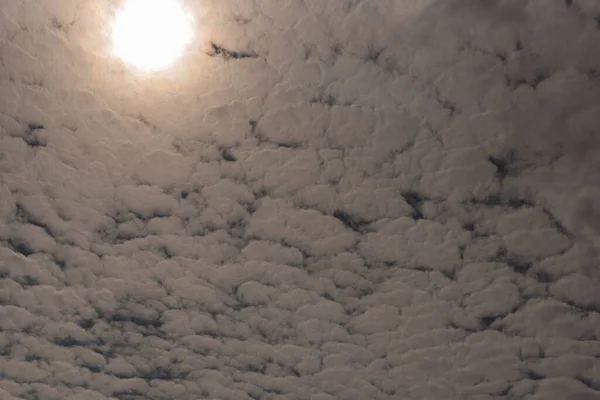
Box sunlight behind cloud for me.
[111,0,195,72]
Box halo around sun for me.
[110,0,195,72]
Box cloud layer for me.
[0,0,599,399]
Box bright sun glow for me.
[111,0,194,71]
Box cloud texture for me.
[0,0,599,399]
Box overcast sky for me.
[1,0,600,399]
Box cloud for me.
[0,0,599,399]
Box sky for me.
[0,0,600,399]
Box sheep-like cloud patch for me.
[1,0,599,399]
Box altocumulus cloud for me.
[1,0,600,399]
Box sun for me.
[110,0,195,72]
